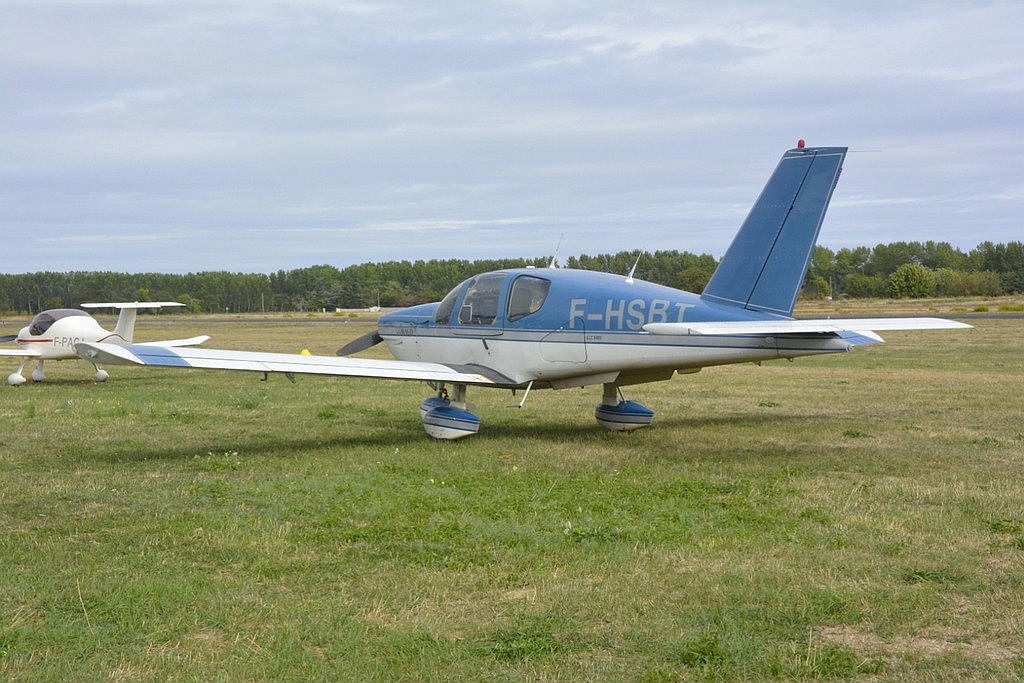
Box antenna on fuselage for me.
[625,251,642,284]
[548,233,564,269]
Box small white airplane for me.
[1,302,209,385]
[76,143,972,439]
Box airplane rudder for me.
[701,146,847,314]
[113,308,139,342]
[746,147,847,314]
[701,147,823,307]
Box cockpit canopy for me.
[28,309,90,336]
[434,272,551,326]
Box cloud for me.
[2,1,1023,274]
[38,230,178,244]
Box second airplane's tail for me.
[81,302,185,342]
[701,144,847,316]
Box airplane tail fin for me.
[81,302,184,343]
[701,145,847,316]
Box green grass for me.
[1,315,1023,680]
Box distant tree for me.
[2,239,1022,313]
[918,241,967,271]
[972,241,1024,293]
[675,265,715,293]
[843,273,888,298]
[564,250,716,289]
[868,242,920,277]
[933,269,1004,297]
[806,245,836,287]
[887,263,936,298]
[176,294,203,314]
[801,275,830,300]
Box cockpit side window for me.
[507,275,551,322]
[434,283,463,325]
[458,272,506,325]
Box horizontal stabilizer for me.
[644,317,973,337]
[83,301,187,342]
[75,341,500,386]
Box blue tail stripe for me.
[127,344,192,367]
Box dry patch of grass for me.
[822,624,1022,667]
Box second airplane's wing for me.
[75,341,504,385]
[643,317,972,337]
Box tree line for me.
[1,240,1021,315]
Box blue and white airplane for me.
[76,144,971,439]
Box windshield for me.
[29,309,90,336]
[434,283,463,325]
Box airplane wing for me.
[74,341,505,386]
[643,317,972,337]
[0,337,207,355]
[0,348,42,357]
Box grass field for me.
[1,306,1023,681]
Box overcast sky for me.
[3,1,1022,274]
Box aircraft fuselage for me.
[378,267,852,389]
[10,310,120,360]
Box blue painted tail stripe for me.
[128,344,193,367]
[701,146,847,316]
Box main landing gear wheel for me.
[594,383,654,431]
[420,383,480,440]
[30,360,46,382]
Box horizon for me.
[1,237,1018,278]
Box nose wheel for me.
[8,358,29,385]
